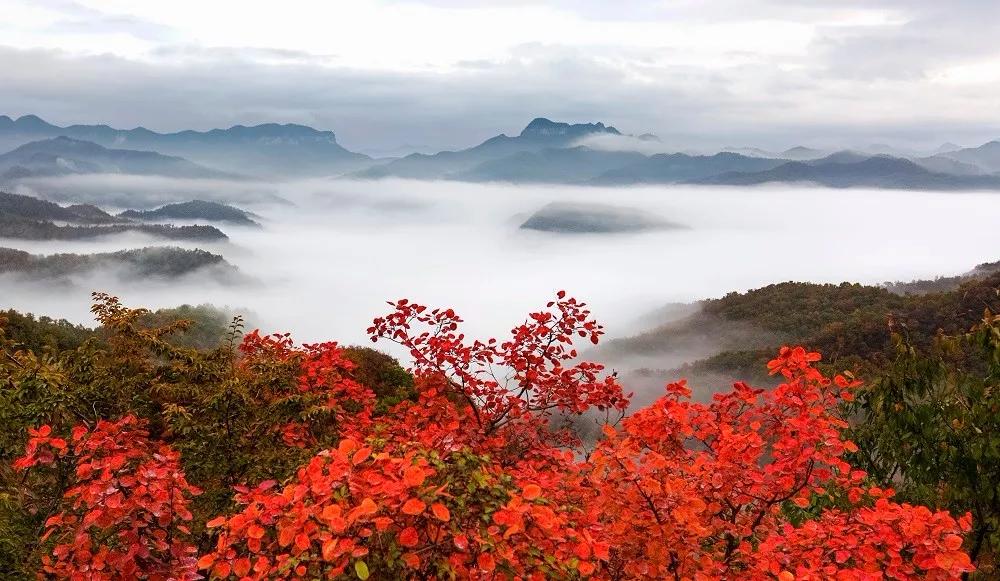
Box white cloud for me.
[0,0,999,151]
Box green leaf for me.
[355,560,370,580]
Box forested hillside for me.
[0,246,237,282]
[603,266,1000,388]
[0,191,230,241]
[0,217,227,241]
[120,200,259,226]
[0,191,116,223]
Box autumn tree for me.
[3,293,980,579]
[848,311,1000,576]
[13,416,201,580]
[198,293,630,579]
[196,296,974,580]
[0,294,399,574]
[366,292,631,449]
[591,346,973,579]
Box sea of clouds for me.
[6,176,1000,360]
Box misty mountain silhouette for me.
[0,137,233,180]
[590,152,786,185]
[354,118,624,180]
[119,200,259,226]
[518,118,621,140]
[452,147,646,183]
[0,115,371,177]
[4,114,1000,190]
[0,246,240,282]
[520,201,684,234]
[693,155,1000,189]
[0,190,117,223]
[937,140,1000,173]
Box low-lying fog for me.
[7,176,1000,356]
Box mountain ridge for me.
[354,118,625,180]
[692,155,1000,190]
[0,115,372,177]
[0,136,234,180]
[5,114,1000,189]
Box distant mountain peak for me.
[0,136,234,180]
[223,122,333,137]
[814,150,869,164]
[12,136,108,155]
[13,114,55,130]
[519,118,621,139]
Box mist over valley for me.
[5,171,1000,405]
[4,113,1000,403]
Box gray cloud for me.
[810,1,1000,80]
[1,1,999,152]
[26,0,177,41]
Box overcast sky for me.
[2,0,999,153]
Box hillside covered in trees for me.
[0,216,227,241]
[0,191,230,241]
[119,200,260,227]
[0,190,117,223]
[601,263,1000,390]
[0,246,238,282]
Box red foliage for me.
[589,346,973,579]
[239,331,376,446]
[14,297,976,580]
[367,292,630,451]
[198,435,601,579]
[15,416,201,580]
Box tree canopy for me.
[0,292,985,579]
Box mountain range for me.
[350,117,1000,189]
[0,136,231,180]
[3,114,1000,190]
[353,118,624,180]
[693,154,1000,190]
[0,115,370,177]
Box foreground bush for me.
[848,310,1000,577]
[2,293,976,579]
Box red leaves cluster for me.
[199,389,605,578]
[589,345,973,579]
[15,416,201,580]
[239,331,376,446]
[755,498,974,579]
[367,292,630,451]
[12,424,68,470]
[13,296,977,579]
[198,437,604,579]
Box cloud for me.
[572,134,683,156]
[0,0,999,151]
[809,1,1000,81]
[8,176,1000,401]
